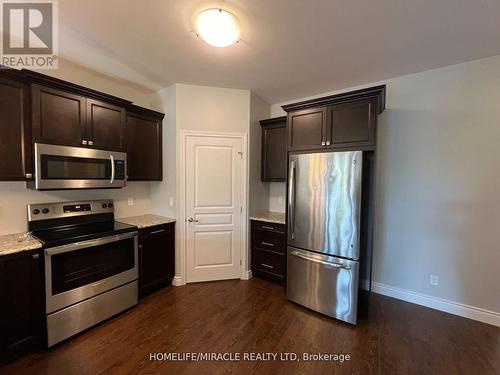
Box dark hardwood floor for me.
[1,278,498,375]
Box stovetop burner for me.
[27,199,137,247]
[31,220,137,247]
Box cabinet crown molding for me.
[281,85,386,114]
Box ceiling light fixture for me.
[196,8,240,48]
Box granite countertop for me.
[0,232,42,257]
[117,214,176,229]
[249,211,286,224]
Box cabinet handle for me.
[82,140,88,145]
[326,140,331,146]
[138,245,143,250]
[150,229,165,234]
[261,225,275,230]
[321,141,326,146]
[88,140,94,146]
[25,173,33,179]
[261,263,274,269]
[32,254,39,260]
[261,241,274,247]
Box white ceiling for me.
[59,0,500,104]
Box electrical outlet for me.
[430,274,439,286]
[169,197,174,207]
[278,195,284,204]
[127,197,134,206]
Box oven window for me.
[51,238,135,295]
[41,155,111,180]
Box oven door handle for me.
[45,231,138,256]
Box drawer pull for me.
[150,229,165,235]
[261,225,275,230]
[261,241,274,247]
[261,263,274,269]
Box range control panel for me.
[28,200,114,222]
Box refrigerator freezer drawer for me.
[286,247,359,324]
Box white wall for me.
[249,93,271,214]
[271,55,500,315]
[0,60,157,235]
[0,182,152,235]
[35,58,155,107]
[150,85,177,219]
[150,84,269,283]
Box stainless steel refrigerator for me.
[287,151,363,324]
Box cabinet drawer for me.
[252,229,285,254]
[139,223,174,239]
[251,249,285,276]
[252,220,285,233]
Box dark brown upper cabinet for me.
[126,107,164,181]
[0,76,32,181]
[31,84,86,148]
[283,85,386,152]
[287,107,327,151]
[327,97,377,149]
[87,99,126,151]
[260,116,287,181]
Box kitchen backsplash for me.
[0,182,153,235]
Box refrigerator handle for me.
[288,160,296,240]
[290,250,352,270]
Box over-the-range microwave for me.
[28,143,127,190]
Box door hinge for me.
[238,151,243,158]
[240,260,242,265]
[240,206,243,213]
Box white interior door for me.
[185,134,243,283]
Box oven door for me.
[44,231,138,314]
[31,143,127,190]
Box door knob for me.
[187,217,199,223]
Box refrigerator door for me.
[286,247,359,324]
[288,151,362,260]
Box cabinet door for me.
[87,99,126,151]
[0,78,31,181]
[261,122,286,181]
[287,107,327,151]
[328,98,377,149]
[126,113,162,181]
[139,224,175,297]
[32,84,86,147]
[0,251,41,363]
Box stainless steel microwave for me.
[28,143,127,190]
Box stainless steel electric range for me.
[28,200,139,347]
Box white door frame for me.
[174,130,249,286]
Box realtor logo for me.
[1,0,58,69]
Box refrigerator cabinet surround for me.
[286,247,359,324]
[287,151,363,260]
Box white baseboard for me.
[172,276,185,287]
[241,270,253,280]
[372,282,500,327]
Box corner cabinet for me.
[0,250,42,364]
[126,107,164,181]
[283,85,386,152]
[260,116,287,181]
[138,223,175,298]
[0,76,32,181]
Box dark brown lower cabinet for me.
[0,250,42,364]
[251,220,286,286]
[139,223,175,298]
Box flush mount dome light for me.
[196,8,240,47]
